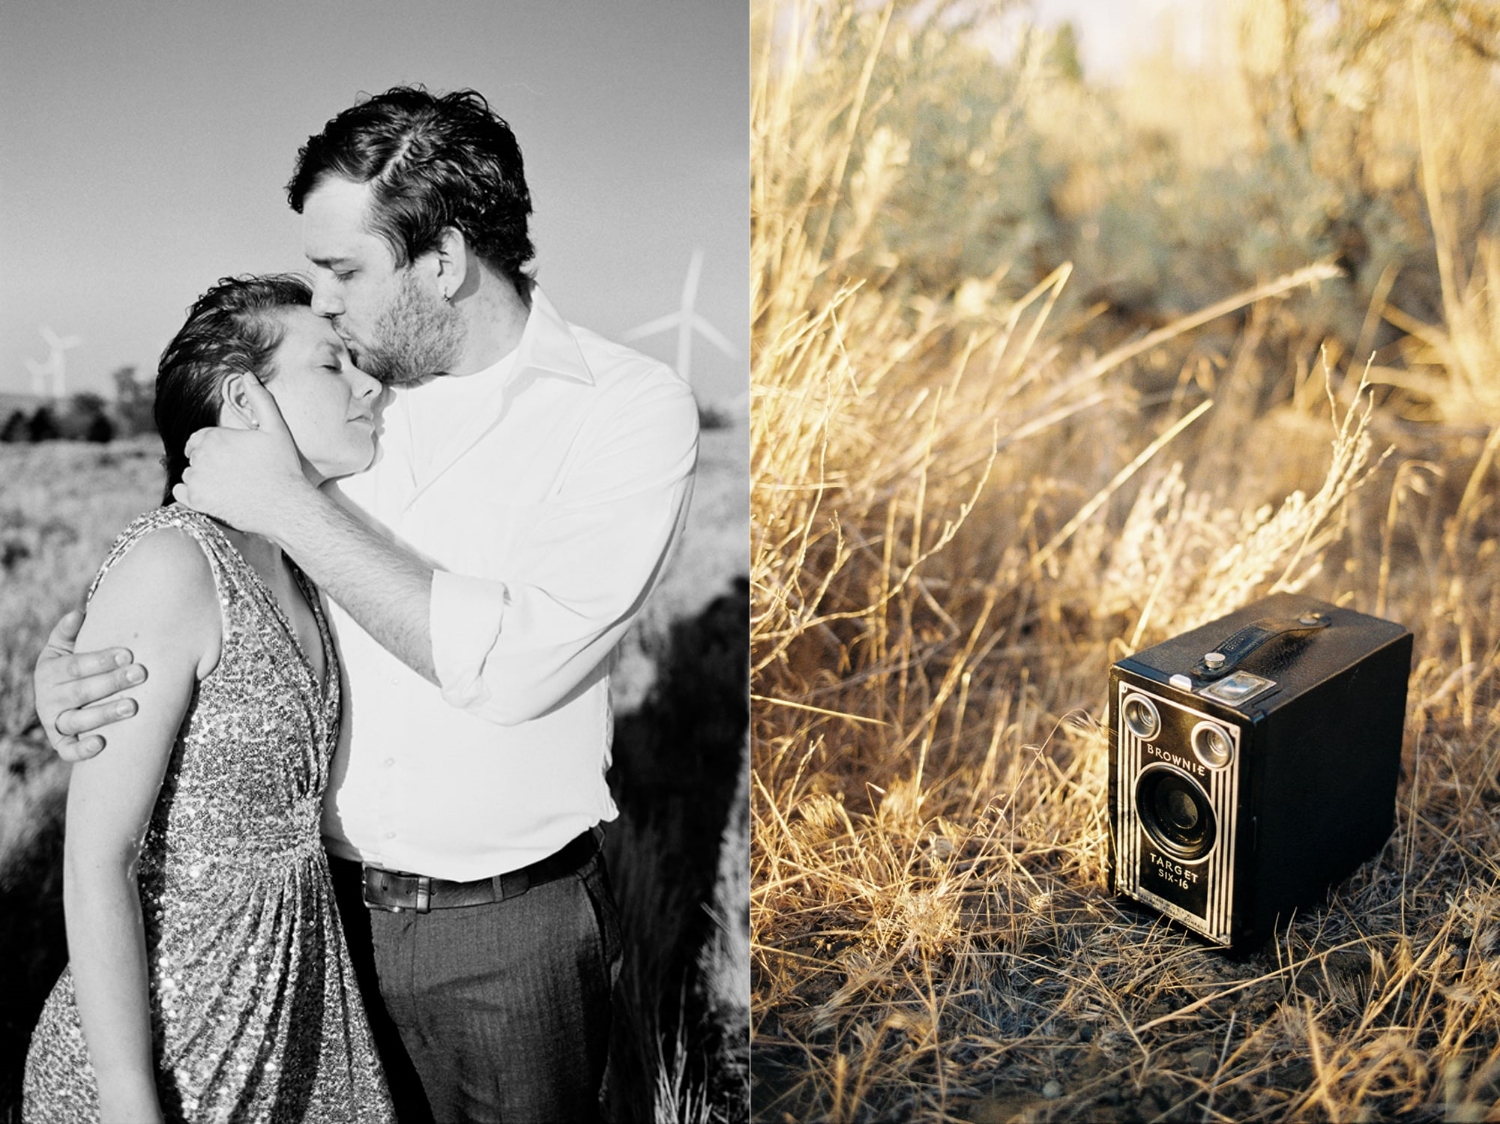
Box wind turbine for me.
[621,247,738,386]
[24,325,81,398]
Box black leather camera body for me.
[1108,592,1412,952]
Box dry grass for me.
[750,2,1500,1120]
[0,438,161,1119]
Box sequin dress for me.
[23,506,394,1123]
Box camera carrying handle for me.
[1191,611,1331,679]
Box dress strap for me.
[88,504,249,616]
[88,504,338,719]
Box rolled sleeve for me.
[431,570,510,709]
[431,367,699,726]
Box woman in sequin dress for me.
[22,275,394,1123]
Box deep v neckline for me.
[206,519,335,706]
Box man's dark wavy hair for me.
[154,274,311,505]
[286,86,535,294]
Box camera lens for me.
[1122,694,1160,740]
[1159,786,1200,832]
[1135,766,1216,860]
[1191,721,1234,769]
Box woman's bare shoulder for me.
[82,520,221,667]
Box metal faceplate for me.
[1199,671,1276,706]
[1115,680,1242,946]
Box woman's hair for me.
[154,274,311,505]
[285,86,534,295]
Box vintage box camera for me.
[1108,592,1412,952]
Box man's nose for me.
[311,282,343,318]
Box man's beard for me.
[354,271,466,386]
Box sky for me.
[0,0,748,406]
[1030,0,1214,77]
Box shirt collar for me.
[506,285,595,386]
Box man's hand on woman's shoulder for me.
[33,609,146,762]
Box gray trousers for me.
[330,848,622,1123]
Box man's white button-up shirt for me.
[319,286,699,881]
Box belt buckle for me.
[362,867,432,913]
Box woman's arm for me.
[62,527,219,1123]
[33,610,144,761]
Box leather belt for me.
[355,830,598,914]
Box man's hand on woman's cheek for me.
[172,377,309,538]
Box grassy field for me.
[0,424,748,1122]
[750,1,1500,1120]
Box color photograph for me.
[750,0,1500,1119]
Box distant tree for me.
[112,364,156,437]
[61,392,111,441]
[27,407,58,443]
[0,410,26,443]
[85,412,115,444]
[698,403,734,431]
[1048,22,1083,84]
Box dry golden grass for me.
[751,2,1500,1120]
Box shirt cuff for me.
[430,570,510,709]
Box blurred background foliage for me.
[787,0,1500,421]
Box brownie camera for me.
[1107,592,1412,952]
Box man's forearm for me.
[271,486,437,684]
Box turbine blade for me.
[621,311,686,341]
[689,314,739,359]
[680,247,704,313]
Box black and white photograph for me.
[1,3,748,1122]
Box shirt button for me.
[384,757,395,767]
[384,831,396,840]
